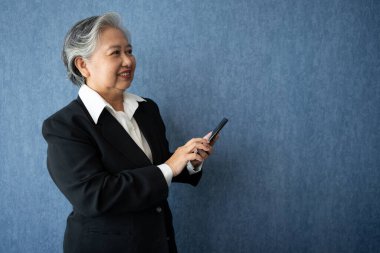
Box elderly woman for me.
[42,12,215,253]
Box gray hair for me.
[62,12,131,86]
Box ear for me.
[74,57,90,78]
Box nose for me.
[121,52,134,68]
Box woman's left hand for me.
[190,132,219,167]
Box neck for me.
[103,93,124,111]
[86,83,125,111]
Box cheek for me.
[88,62,107,78]
[100,62,119,77]
[88,58,122,84]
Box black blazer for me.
[42,97,202,253]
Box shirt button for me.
[156,207,162,213]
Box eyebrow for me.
[107,44,132,50]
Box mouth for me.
[118,70,132,78]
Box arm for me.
[42,117,168,217]
[149,100,206,186]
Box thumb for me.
[203,131,212,140]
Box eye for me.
[111,50,120,55]
[126,49,133,55]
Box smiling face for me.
[77,27,136,96]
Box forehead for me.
[97,27,130,48]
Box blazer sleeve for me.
[42,115,169,217]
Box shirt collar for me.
[78,84,146,124]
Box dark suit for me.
[42,97,202,253]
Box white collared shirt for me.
[78,84,200,186]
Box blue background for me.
[1,0,379,252]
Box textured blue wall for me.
[1,0,379,252]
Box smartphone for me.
[208,118,228,142]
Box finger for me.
[186,142,211,153]
[185,142,208,153]
[198,144,213,155]
[198,149,209,159]
[185,137,209,146]
[186,152,204,162]
[203,131,212,140]
[204,146,213,155]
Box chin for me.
[117,83,132,90]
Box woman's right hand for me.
[165,138,212,176]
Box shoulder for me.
[42,98,92,140]
[43,99,86,125]
[141,97,157,107]
[140,97,161,114]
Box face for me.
[79,27,136,95]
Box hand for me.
[190,132,215,167]
[165,137,212,176]
[208,132,220,146]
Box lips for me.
[118,69,132,78]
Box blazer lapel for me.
[97,109,153,167]
[133,102,163,165]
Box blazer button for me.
[156,207,162,213]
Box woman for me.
[42,12,215,253]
